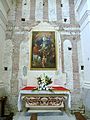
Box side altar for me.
[18,86,71,112]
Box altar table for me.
[18,86,71,112]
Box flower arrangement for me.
[37,73,52,91]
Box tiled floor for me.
[13,112,76,120]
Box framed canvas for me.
[30,31,57,70]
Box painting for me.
[30,31,57,70]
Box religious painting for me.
[30,31,57,70]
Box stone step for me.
[71,109,85,114]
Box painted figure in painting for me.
[42,55,47,67]
[49,43,55,64]
[33,43,41,66]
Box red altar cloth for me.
[21,86,70,91]
[51,86,70,91]
[21,86,37,90]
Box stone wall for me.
[4,0,83,112]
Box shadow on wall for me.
[0,87,14,119]
[0,87,6,97]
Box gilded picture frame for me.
[30,31,57,70]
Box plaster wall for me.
[75,0,90,86]
[80,23,90,83]
[0,25,5,86]
[75,0,90,117]
[1,0,81,112]
[61,0,70,23]
[0,0,10,87]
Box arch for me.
[63,40,73,90]
[18,40,29,89]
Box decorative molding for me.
[79,10,90,26]
[75,0,87,24]
[83,81,90,89]
[0,19,6,31]
[75,0,82,10]
[75,0,86,12]
[60,31,80,35]
[64,27,80,31]
[0,10,8,26]
[0,81,4,88]
[23,96,66,107]
[1,0,11,13]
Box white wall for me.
[3,40,13,92]
[61,0,70,23]
[75,0,90,114]
[0,25,5,87]
[87,0,90,10]
[75,0,90,87]
[81,23,90,83]
[0,0,11,87]
[48,0,57,21]
[22,0,30,20]
[35,0,43,21]
[77,40,84,88]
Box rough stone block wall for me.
[5,0,82,112]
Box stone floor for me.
[13,111,76,120]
